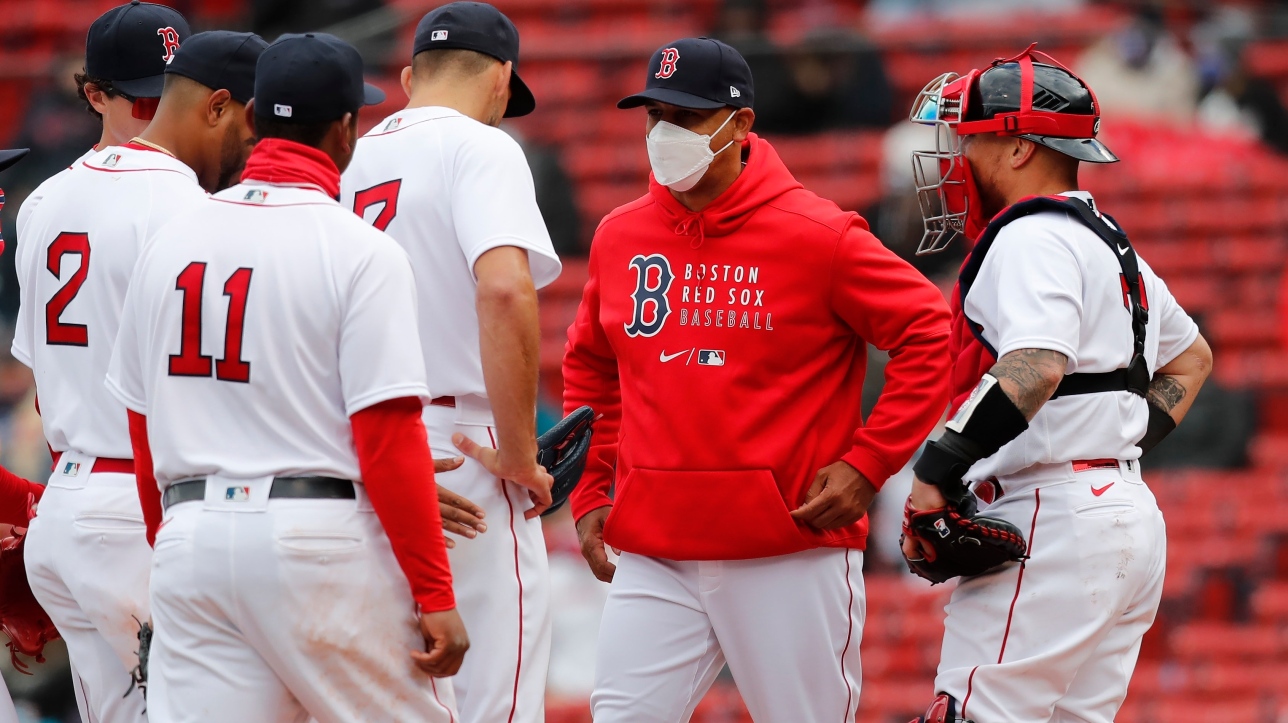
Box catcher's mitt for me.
[901,499,1027,584]
[536,406,594,517]
[127,618,152,699]
[0,494,60,673]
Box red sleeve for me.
[829,219,953,489]
[562,243,621,522]
[128,410,164,546]
[0,466,42,526]
[350,397,455,613]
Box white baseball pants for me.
[146,478,458,723]
[424,399,551,723]
[24,454,149,723]
[592,547,865,722]
[935,461,1167,723]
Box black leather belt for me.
[161,476,355,510]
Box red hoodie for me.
[563,133,952,561]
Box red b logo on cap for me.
[158,27,181,63]
[655,48,680,79]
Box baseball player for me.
[14,31,263,723]
[17,2,191,236]
[339,4,560,721]
[106,33,467,722]
[901,46,1212,723]
[562,38,952,722]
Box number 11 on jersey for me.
[168,262,254,383]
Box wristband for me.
[1138,401,1176,456]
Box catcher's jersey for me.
[340,106,561,400]
[14,145,207,460]
[963,191,1199,484]
[106,181,430,488]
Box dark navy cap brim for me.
[112,73,167,98]
[363,82,386,106]
[0,148,30,173]
[504,71,535,118]
[617,87,726,110]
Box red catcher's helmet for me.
[908,44,1116,254]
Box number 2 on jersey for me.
[168,262,254,383]
[45,232,91,346]
[353,180,402,232]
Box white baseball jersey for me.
[14,147,98,237]
[106,181,430,488]
[14,145,207,459]
[340,106,562,399]
[963,191,1199,484]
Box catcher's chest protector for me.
[947,195,1150,414]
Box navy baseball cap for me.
[0,149,29,173]
[254,33,385,125]
[618,37,754,111]
[165,31,266,105]
[86,1,191,98]
[413,2,535,118]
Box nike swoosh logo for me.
[1117,244,1129,256]
[1091,483,1115,497]
[659,349,689,363]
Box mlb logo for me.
[274,104,293,118]
[697,350,725,366]
[244,189,268,204]
[104,153,121,168]
[61,462,81,477]
[385,117,402,131]
[431,29,449,41]
[934,518,951,538]
[225,486,251,502]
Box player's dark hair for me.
[412,48,498,79]
[74,70,129,120]
[253,115,334,148]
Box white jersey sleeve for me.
[965,214,1084,369]
[448,130,561,287]
[106,271,147,415]
[339,241,432,414]
[1142,260,1200,369]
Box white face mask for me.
[645,110,737,192]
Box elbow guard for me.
[914,375,1029,509]
[1137,401,1176,456]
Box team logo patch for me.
[157,27,182,63]
[624,254,674,338]
[431,29,449,41]
[274,104,293,118]
[384,117,402,131]
[61,462,81,476]
[934,518,951,538]
[225,486,251,502]
[729,86,741,98]
[697,350,725,366]
[243,189,268,203]
[104,153,121,168]
[655,47,680,79]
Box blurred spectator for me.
[710,0,795,132]
[1194,7,1288,154]
[869,122,965,279]
[504,127,583,257]
[251,0,396,65]
[867,0,1084,19]
[0,54,101,322]
[755,28,893,135]
[1077,6,1200,122]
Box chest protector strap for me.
[960,196,1149,400]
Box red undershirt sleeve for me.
[350,396,455,613]
[0,466,42,527]
[127,410,163,546]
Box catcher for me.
[901,46,1211,723]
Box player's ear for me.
[244,100,257,138]
[732,107,755,141]
[497,61,512,100]
[83,83,110,116]
[207,89,233,127]
[400,66,414,101]
[1010,137,1038,170]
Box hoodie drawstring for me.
[676,215,706,249]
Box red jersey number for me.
[353,180,402,232]
[45,232,91,346]
[168,262,254,383]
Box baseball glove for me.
[0,494,60,673]
[128,618,153,699]
[901,499,1027,584]
[536,406,595,517]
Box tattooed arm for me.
[988,348,1070,421]
[1149,333,1213,425]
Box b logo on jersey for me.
[624,254,674,338]
[655,48,680,79]
[157,27,182,63]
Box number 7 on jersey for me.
[168,262,254,383]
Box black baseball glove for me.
[128,618,152,699]
[901,499,1027,584]
[536,406,595,517]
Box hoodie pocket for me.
[606,468,809,560]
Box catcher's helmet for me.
[966,60,1117,164]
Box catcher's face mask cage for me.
[908,44,1108,255]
